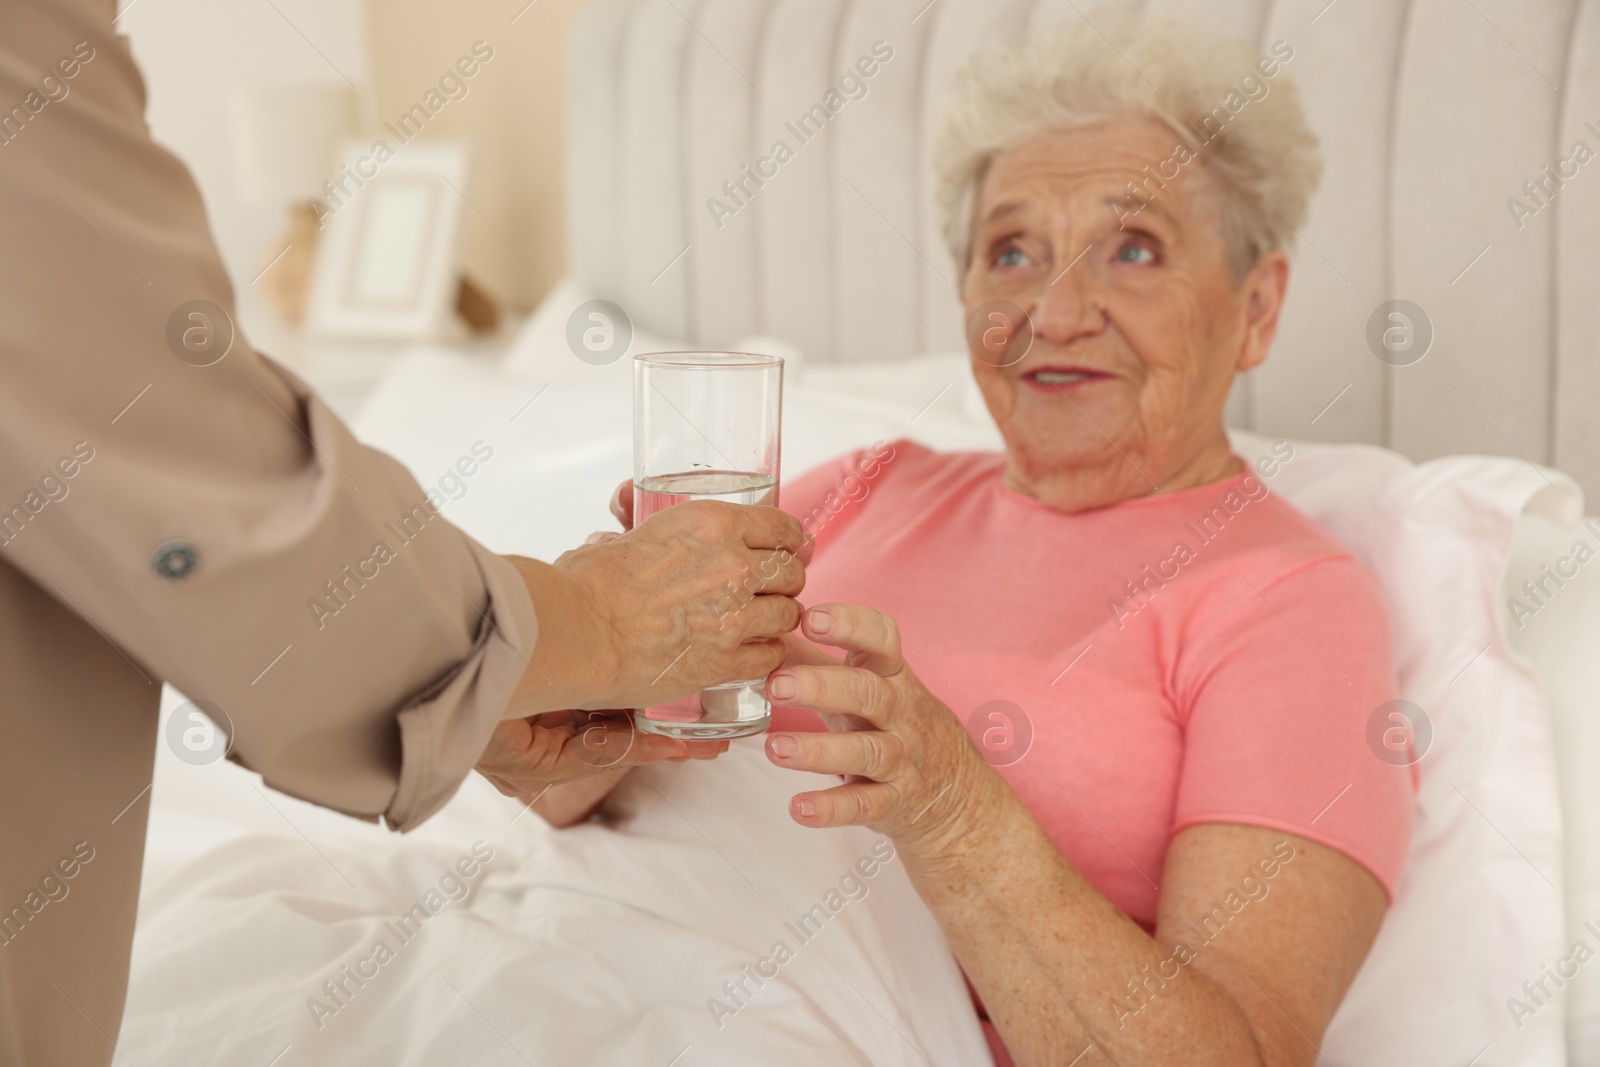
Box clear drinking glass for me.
[633,351,784,739]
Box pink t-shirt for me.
[777,438,1414,922]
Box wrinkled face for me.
[961,120,1282,510]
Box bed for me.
[123,1,1600,1064]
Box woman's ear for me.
[1237,250,1290,374]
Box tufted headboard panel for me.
[564,0,1600,500]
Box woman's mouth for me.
[1020,365,1113,392]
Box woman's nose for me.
[1027,256,1107,346]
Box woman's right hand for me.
[579,480,632,546]
[608,478,636,531]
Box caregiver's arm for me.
[765,605,1385,1067]
[476,500,810,821]
[0,4,804,833]
[516,482,815,828]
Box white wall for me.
[117,0,371,355]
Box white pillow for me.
[503,277,811,387]
[500,276,674,387]
[798,350,988,424]
[501,279,1003,432]
[1229,429,1576,1067]
[346,345,1002,562]
[1503,507,1600,1065]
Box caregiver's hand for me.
[761,604,1007,858]
[477,709,727,820]
[608,479,814,565]
[506,498,808,716]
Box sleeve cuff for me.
[383,540,537,832]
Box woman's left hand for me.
[764,604,1001,854]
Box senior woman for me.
[541,19,1413,1067]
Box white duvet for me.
[123,735,993,1066]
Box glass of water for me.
[633,351,783,739]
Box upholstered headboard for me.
[564,0,1600,501]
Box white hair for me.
[933,17,1322,284]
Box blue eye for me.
[1117,242,1155,265]
[996,247,1026,267]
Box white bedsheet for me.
[123,737,992,1066]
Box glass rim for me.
[633,350,784,369]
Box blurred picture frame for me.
[306,140,470,340]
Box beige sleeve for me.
[0,0,539,831]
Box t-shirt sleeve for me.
[1171,555,1414,902]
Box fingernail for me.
[769,734,797,758]
[807,608,832,634]
[795,797,815,818]
[769,673,797,700]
